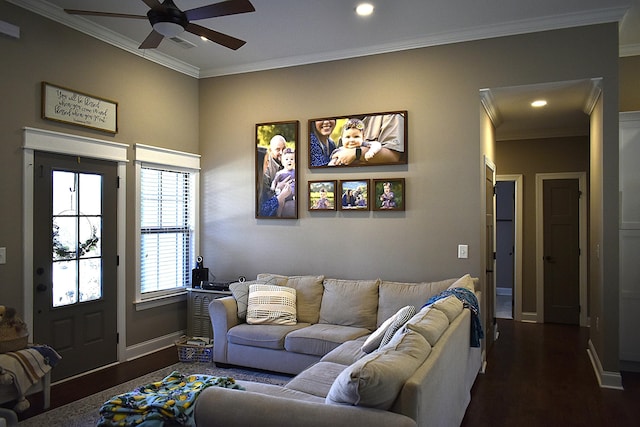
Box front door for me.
[33,151,118,381]
[543,179,580,325]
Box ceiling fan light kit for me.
[65,0,255,50]
[148,1,187,37]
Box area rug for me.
[18,362,293,426]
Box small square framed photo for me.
[339,179,370,210]
[373,178,405,211]
[308,180,337,211]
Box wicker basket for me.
[175,337,213,363]
[0,333,28,354]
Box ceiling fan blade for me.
[141,0,163,11]
[184,0,255,21]
[139,30,165,49]
[64,9,147,19]
[186,23,246,50]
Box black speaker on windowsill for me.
[192,268,209,288]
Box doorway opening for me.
[495,175,523,321]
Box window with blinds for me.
[140,166,194,295]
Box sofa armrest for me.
[194,387,417,427]
[209,296,240,364]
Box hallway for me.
[461,319,640,426]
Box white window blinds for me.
[140,166,193,294]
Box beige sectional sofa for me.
[195,273,483,427]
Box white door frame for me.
[535,172,587,326]
[22,127,128,363]
[496,174,524,322]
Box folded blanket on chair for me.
[98,371,244,427]
[0,345,60,396]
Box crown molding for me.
[201,4,630,77]
[9,0,631,78]
[479,89,503,128]
[583,78,603,115]
[7,0,200,78]
[620,42,640,57]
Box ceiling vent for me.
[169,36,197,49]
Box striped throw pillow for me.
[246,284,297,325]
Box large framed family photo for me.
[308,110,407,168]
[255,121,299,219]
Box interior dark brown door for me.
[543,179,580,325]
[33,151,118,381]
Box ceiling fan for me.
[64,0,255,50]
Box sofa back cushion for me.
[326,328,431,410]
[319,279,380,330]
[377,278,457,327]
[257,274,325,324]
[230,278,278,320]
[404,306,450,346]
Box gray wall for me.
[1,0,622,372]
[198,25,620,370]
[0,2,198,345]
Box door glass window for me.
[52,170,102,307]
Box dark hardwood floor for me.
[462,319,640,427]
[6,320,640,425]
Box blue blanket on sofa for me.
[423,287,484,347]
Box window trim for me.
[134,144,200,310]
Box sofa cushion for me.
[429,295,464,322]
[285,324,370,357]
[258,274,325,324]
[227,322,310,350]
[321,338,367,365]
[326,328,431,410]
[362,305,416,353]
[246,284,297,325]
[285,361,347,398]
[377,278,457,326]
[319,278,380,330]
[404,306,450,346]
[229,276,280,320]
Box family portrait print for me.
[373,178,405,211]
[255,121,299,219]
[308,111,407,168]
[308,181,337,211]
[339,180,369,211]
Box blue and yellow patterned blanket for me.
[98,371,244,426]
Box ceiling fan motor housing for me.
[147,0,188,36]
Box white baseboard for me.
[496,287,513,296]
[587,339,623,390]
[124,330,186,361]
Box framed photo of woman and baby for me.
[308,111,407,168]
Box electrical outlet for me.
[457,244,468,259]
[0,247,6,264]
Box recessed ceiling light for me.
[356,3,374,16]
[200,36,208,41]
[531,100,547,108]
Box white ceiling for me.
[7,0,640,140]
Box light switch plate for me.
[457,244,468,259]
[0,247,6,264]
